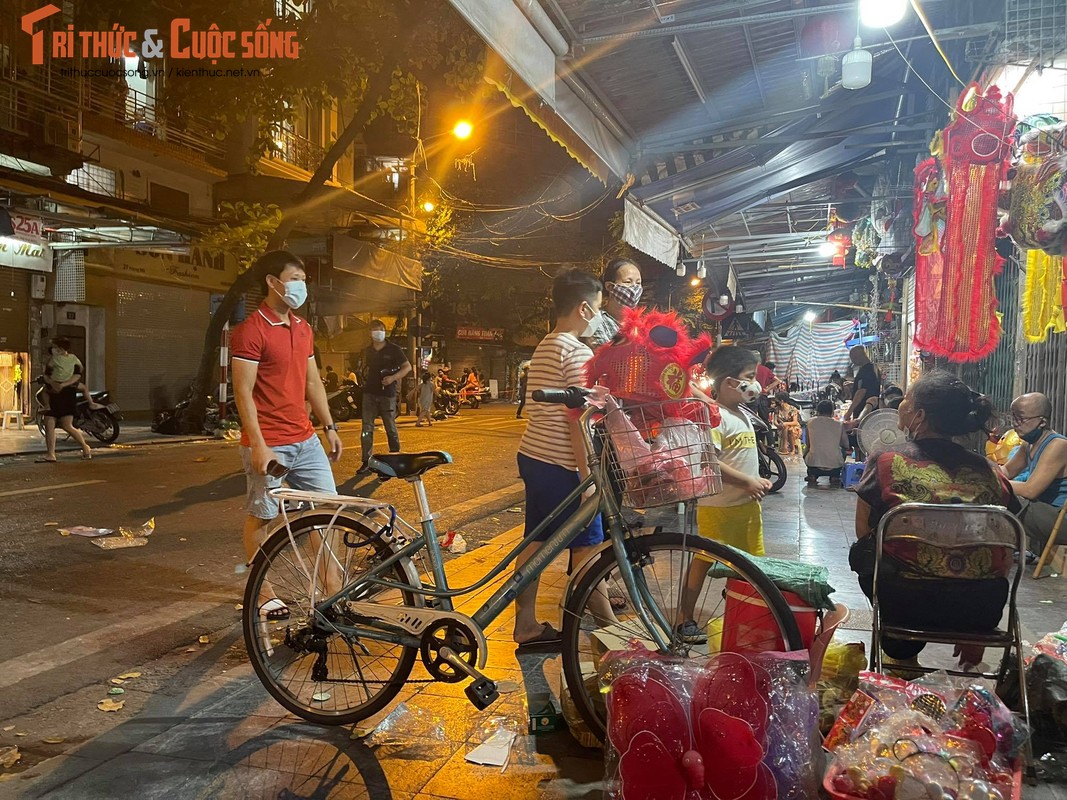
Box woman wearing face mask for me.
[587,258,643,348]
[849,372,1019,673]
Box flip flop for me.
[35,457,57,463]
[515,622,562,652]
[260,598,291,621]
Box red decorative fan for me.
[608,654,778,800]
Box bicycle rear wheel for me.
[242,513,420,725]
[560,531,803,741]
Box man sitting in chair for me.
[1004,392,1067,556]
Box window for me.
[66,163,117,197]
[149,182,190,216]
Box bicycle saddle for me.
[369,451,452,479]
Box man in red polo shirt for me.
[231,251,342,611]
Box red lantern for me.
[827,230,851,267]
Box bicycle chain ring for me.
[419,620,479,683]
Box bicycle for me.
[241,387,803,741]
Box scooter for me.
[35,377,122,444]
[326,380,361,422]
[458,385,490,409]
[435,379,460,417]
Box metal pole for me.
[218,321,229,420]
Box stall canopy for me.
[448,0,1007,320]
[317,234,422,316]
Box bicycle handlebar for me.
[531,386,591,409]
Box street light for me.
[859,0,907,28]
[453,120,473,140]
[422,201,436,213]
[690,278,701,287]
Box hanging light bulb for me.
[696,261,707,279]
[860,0,907,28]
[841,37,872,90]
[676,263,686,277]
[803,310,818,323]
[719,294,730,307]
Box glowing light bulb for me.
[860,0,907,28]
[422,201,435,213]
[453,120,473,140]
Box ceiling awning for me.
[331,234,422,291]
[448,0,631,182]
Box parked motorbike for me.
[435,378,460,417]
[153,391,241,435]
[739,404,788,494]
[35,377,122,444]
[326,380,361,422]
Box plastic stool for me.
[1,410,23,431]
[841,461,865,489]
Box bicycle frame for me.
[282,401,678,653]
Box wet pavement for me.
[2,446,1067,798]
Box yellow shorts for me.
[696,500,764,557]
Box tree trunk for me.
[184,36,412,429]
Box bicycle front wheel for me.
[243,513,420,725]
[560,531,803,742]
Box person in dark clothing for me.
[516,364,529,419]
[850,372,1019,672]
[846,346,881,420]
[357,320,411,474]
[323,365,339,392]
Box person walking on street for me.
[416,372,435,427]
[357,320,411,474]
[515,364,529,419]
[36,337,94,463]
[230,251,343,618]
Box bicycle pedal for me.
[465,678,499,710]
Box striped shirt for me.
[518,332,592,471]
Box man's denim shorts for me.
[241,433,336,519]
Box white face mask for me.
[580,306,603,339]
[370,330,386,343]
[272,278,307,309]
[728,378,762,403]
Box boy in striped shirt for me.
[513,269,608,648]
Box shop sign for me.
[0,212,51,272]
[456,326,504,342]
[93,246,240,291]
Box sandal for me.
[515,622,562,652]
[260,598,291,621]
[607,583,628,611]
[35,456,58,463]
[82,450,93,460]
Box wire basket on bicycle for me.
[601,396,722,508]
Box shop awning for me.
[315,234,422,316]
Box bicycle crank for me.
[436,646,500,711]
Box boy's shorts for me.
[517,452,604,548]
[241,433,336,519]
[696,500,764,556]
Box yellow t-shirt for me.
[699,406,759,508]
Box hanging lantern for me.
[827,230,851,267]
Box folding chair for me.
[869,503,1031,767]
[1032,502,1067,579]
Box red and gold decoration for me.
[912,84,1016,362]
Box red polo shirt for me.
[231,303,315,447]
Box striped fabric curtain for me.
[767,321,855,389]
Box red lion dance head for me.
[586,307,717,424]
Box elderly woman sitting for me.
[849,372,1020,673]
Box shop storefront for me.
[0,212,51,415]
[83,246,239,416]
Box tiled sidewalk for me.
[13,457,1066,799]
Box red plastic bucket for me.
[721,578,818,653]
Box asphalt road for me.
[0,404,527,723]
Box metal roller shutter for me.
[116,280,209,414]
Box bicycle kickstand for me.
[438,646,500,710]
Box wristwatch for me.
[323,423,339,433]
